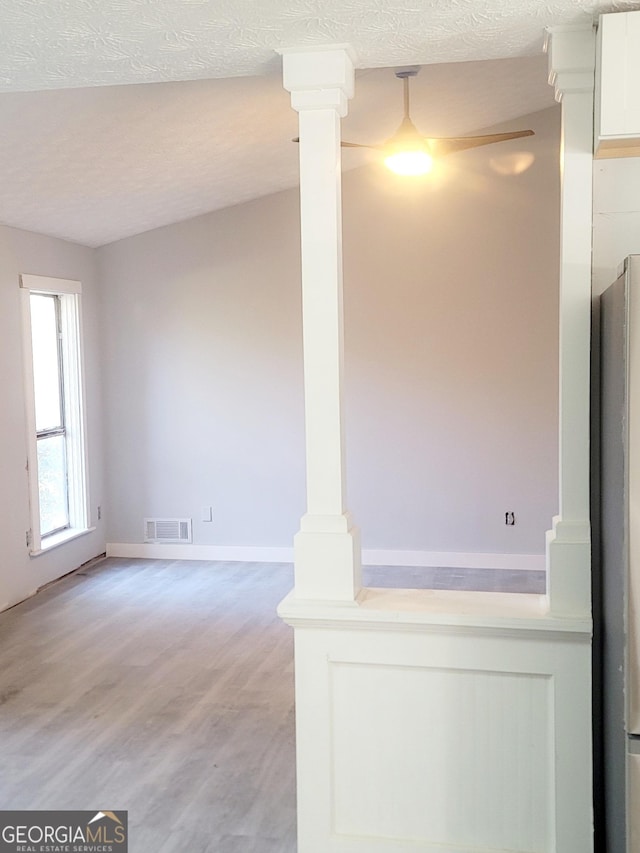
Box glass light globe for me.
[384,149,433,176]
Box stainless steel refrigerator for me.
[598,255,640,853]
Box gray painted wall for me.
[98,188,306,549]
[98,105,560,556]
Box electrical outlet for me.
[505,511,515,526]
[201,506,213,522]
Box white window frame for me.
[20,274,92,554]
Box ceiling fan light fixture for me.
[319,66,534,176]
[384,148,433,176]
[381,86,433,176]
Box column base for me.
[294,516,361,602]
[546,516,592,618]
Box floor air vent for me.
[144,518,192,544]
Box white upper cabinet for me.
[596,11,640,158]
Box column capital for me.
[280,44,356,116]
[544,25,596,102]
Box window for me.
[20,275,91,553]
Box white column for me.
[545,26,595,618]
[282,46,361,602]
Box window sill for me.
[30,526,96,556]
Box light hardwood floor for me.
[0,557,544,852]
[0,558,297,853]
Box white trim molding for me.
[106,543,544,571]
[30,526,96,556]
[19,273,90,555]
[106,543,295,563]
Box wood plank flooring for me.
[365,565,545,594]
[0,557,544,852]
[0,558,297,853]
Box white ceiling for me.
[0,0,635,247]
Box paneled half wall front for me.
[281,592,591,853]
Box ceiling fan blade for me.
[428,130,534,157]
[291,137,383,151]
[341,140,384,150]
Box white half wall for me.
[280,591,592,853]
[0,225,106,611]
[98,106,560,558]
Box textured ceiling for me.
[0,0,635,246]
[0,0,635,91]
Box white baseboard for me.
[106,543,294,563]
[106,543,545,571]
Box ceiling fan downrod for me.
[394,66,420,121]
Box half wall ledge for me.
[278,587,592,637]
